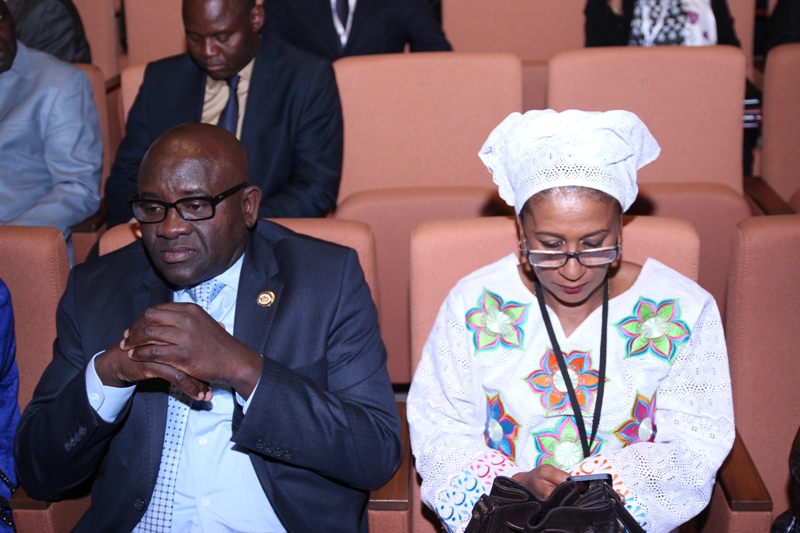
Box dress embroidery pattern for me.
[525,348,600,414]
[613,391,658,446]
[438,452,516,532]
[532,417,604,470]
[485,393,519,460]
[466,289,529,353]
[616,297,691,364]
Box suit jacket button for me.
[256,439,266,450]
[78,426,87,436]
[265,444,274,453]
[64,443,71,451]
[283,450,292,459]
[273,447,282,457]
[135,498,145,511]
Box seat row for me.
[69,44,800,387]
[72,0,766,109]
[3,212,798,531]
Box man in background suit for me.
[0,0,101,260]
[264,0,451,63]
[104,0,343,228]
[15,123,401,532]
[6,0,91,63]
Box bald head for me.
[136,123,261,287]
[141,123,248,189]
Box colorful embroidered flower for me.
[466,289,529,353]
[532,417,604,470]
[616,297,691,363]
[485,393,519,460]
[525,348,600,414]
[613,391,657,446]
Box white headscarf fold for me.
[478,109,660,214]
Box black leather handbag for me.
[772,426,800,533]
[464,474,644,533]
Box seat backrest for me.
[410,215,699,372]
[99,219,379,304]
[333,52,522,203]
[119,63,147,127]
[726,214,800,517]
[72,0,120,78]
[73,63,112,184]
[125,0,185,65]
[0,227,70,412]
[441,0,585,62]
[548,46,746,193]
[762,43,800,203]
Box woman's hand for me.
[512,465,571,498]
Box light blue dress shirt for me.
[0,42,101,237]
[85,255,285,532]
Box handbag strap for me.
[534,275,609,459]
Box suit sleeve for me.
[256,60,343,218]
[0,282,19,496]
[7,69,101,235]
[232,249,402,490]
[585,0,633,46]
[404,0,452,52]
[14,270,128,501]
[104,66,154,228]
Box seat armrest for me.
[744,176,797,216]
[9,487,51,511]
[718,431,773,512]
[105,74,121,94]
[369,402,410,511]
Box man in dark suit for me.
[15,123,401,532]
[264,0,451,63]
[104,0,343,228]
[5,0,91,63]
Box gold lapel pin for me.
[257,291,275,308]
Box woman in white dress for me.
[407,109,734,533]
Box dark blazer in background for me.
[15,221,401,533]
[104,33,343,227]
[585,0,740,47]
[265,0,451,62]
[6,0,91,63]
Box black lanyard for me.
[533,275,609,459]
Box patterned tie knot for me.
[226,74,240,93]
[187,279,226,310]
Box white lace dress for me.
[407,254,734,533]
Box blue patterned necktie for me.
[217,75,240,136]
[133,279,226,533]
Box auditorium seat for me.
[333,52,521,382]
[726,215,800,521]
[72,0,123,79]
[548,45,751,316]
[441,0,584,111]
[124,0,185,65]
[409,215,772,533]
[761,43,800,212]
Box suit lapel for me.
[343,0,371,55]
[233,227,283,357]
[0,44,31,123]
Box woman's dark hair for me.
[519,186,623,223]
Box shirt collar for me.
[177,251,245,298]
[205,57,255,89]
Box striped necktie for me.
[217,75,240,136]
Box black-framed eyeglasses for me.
[522,241,621,268]
[128,183,247,223]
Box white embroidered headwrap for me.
[478,109,661,214]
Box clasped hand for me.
[512,465,571,499]
[95,302,262,400]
